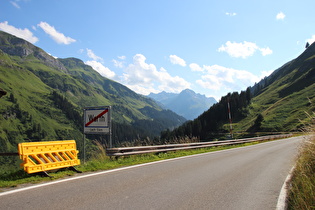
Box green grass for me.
[234,83,315,133]
[0,170,75,189]
[0,141,259,190]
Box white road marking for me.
[0,139,291,197]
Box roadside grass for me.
[0,141,259,189]
[288,115,315,209]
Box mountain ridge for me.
[148,89,216,120]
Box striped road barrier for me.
[18,140,81,176]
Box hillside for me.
[161,43,315,141]
[238,43,315,132]
[0,31,186,158]
[148,89,216,120]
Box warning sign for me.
[84,106,111,134]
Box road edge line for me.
[276,165,295,210]
[0,138,296,197]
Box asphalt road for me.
[0,136,303,210]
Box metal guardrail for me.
[106,134,293,157]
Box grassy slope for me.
[0,51,80,145]
[236,84,315,132]
[57,57,163,123]
[234,46,315,133]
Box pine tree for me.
[0,88,6,98]
[306,42,310,48]
[253,114,264,130]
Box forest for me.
[161,88,252,141]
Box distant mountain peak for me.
[182,88,193,93]
[148,89,216,120]
[180,89,195,96]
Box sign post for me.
[83,106,112,163]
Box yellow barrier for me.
[18,140,80,174]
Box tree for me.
[9,93,16,103]
[306,42,310,48]
[0,88,6,98]
[253,114,264,130]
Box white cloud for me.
[259,47,273,56]
[306,35,315,45]
[276,12,285,20]
[0,21,38,44]
[37,21,76,45]
[190,63,274,100]
[120,54,190,95]
[260,70,273,78]
[118,55,126,60]
[218,41,272,58]
[189,63,203,72]
[218,41,258,58]
[195,64,260,92]
[85,60,116,79]
[86,48,103,62]
[112,59,124,68]
[196,75,221,91]
[169,55,187,67]
[10,1,20,9]
[84,49,114,78]
[112,55,126,68]
[225,12,237,16]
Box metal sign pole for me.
[83,134,86,164]
[83,108,86,164]
[109,106,112,148]
[227,101,233,139]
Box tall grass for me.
[288,111,315,209]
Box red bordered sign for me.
[83,106,111,134]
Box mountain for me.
[0,31,186,157]
[239,42,315,132]
[161,42,315,141]
[148,89,216,120]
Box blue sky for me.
[1,0,315,100]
